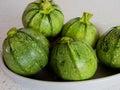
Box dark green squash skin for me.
[2,28,50,76]
[50,37,97,80]
[61,12,99,48]
[96,26,120,68]
[22,0,64,38]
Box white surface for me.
[1,0,120,90]
[1,57,120,90]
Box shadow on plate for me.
[27,63,119,82]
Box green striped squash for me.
[22,0,64,38]
[50,37,97,80]
[61,12,99,48]
[2,27,50,76]
[96,26,120,68]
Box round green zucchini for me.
[96,26,120,68]
[22,0,64,38]
[61,12,99,48]
[50,37,97,80]
[2,27,50,76]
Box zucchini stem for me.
[80,12,93,24]
[40,0,53,14]
[7,27,17,38]
[59,37,74,43]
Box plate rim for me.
[1,53,120,85]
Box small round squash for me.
[61,12,99,48]
[50,37,97,80]
[2,27,50,76]
[22,0,64,38]
[96,26,120,68]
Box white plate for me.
[0,0,120,90]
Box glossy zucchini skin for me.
[61,12,99,48]
[22,0,64,37]
[3,28,50,76]
[96,26,120,68]
[50,37,97,80]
